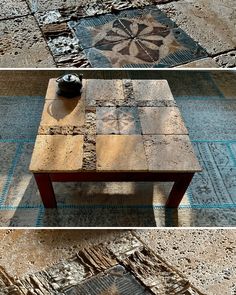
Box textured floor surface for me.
[0,0,235,68]
[0,70,236,227]
[0,229,235,294]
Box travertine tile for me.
[136,229,236,295]
[139,107,188,135]
[29,135,84,172]
[176,57,219,68]
[96,107,141,134]
[96,135,148,171]
[0,0,30,20]
[160,0,236,55]
[45,78,87,100]
[40,98,85,127]
[0,16,55,68]
[85,79,124,105]
[133,80,174,101]
[144,135,201,172]
[26,0,104,13]
[214,50,236,68]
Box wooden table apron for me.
[33,171,194,208]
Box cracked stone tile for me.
[27,0,82,12]
[27,0,104,14]
[0,0,30,20]
[45,33,91,67]
[99,0,152,13]
[33,1,175,25]
[1,237,200,294]
[120,247,198,295]
[105,232,142,258]
[1,230,235,295]
[56,51,91,67]
[214,50,236,68]
[35,10,63,24]
[29,0,167,15]
[41,22,70,36]
[0,16,55,68]
[47,34,80,56]
[34,12,91,67]
[72,6,207,68]
[159,0,236,55]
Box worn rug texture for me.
[0,71,236,227]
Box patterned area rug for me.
[0,72,236,227]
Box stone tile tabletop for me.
[1,0,235,67]
[29,135,84,172]
[30,78,201,173]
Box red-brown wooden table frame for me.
[34,171,194,208]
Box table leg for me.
[34,173,57,208]
[165,173,194,208]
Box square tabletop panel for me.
[30,78,201,173]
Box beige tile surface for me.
[176,57,219,68]
[160,0,236,55]
[133,80,174,101]
[96,135,148,171]
[136,229,236,295]
[0,0,30,20]
[0,16,55,68]
[85,79,125,105]
[144,135,201,172]
[139,107,188,135]
[29,135,84,172]
[40,98,85,127]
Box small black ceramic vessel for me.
[56,73,83,97]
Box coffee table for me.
[29,78,201,208]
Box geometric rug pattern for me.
[0,72,236,226]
